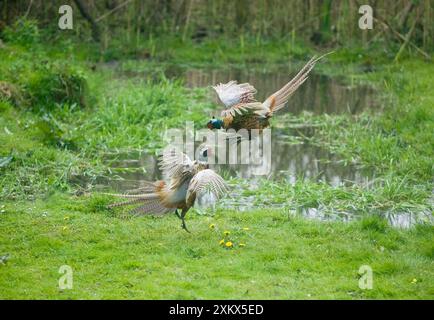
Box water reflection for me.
[296,207,433,229]
[84,127,371,193]
[214,128,371,186]
[112,61,378,115]
[81,62,428,228]
[179,68,377,115]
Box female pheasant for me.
[107,145,227,232]
[207,53,331,132]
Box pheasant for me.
[107,145,227,232]
[207,53,332,132]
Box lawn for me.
[0,25,433,299]
[0,195,433,299]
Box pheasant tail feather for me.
[106,181,171,216]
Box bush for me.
[26,62,90,109]
[2,19,40,46]
[0,28,92,110]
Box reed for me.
[1,0,432,53]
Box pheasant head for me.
[207,116,223,130]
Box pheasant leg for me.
[180,208,190,233]
[174,209,181,219]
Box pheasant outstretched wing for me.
[186,169,227,205]
[212,81,257,108]
[158,147,194,182]
[221,102,266,119]
[263,53,332,114]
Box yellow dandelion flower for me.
[224,231,230,236]
[209,224,215,229]
[219,239,225,245]
[225,241,233,248]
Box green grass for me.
[0,24,433,299]
[0,42,214,199]
[0,194,433,299]
[90,33,312,67]
[312,60,434,182]
[232,178,431,216]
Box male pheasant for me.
[107,145,227,232]
[207,53,332,132]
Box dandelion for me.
[224,231,230,236]
[209,224,215,229]
[219,239,225,245]
[225,241,233,248]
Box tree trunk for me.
[73,0,100,41]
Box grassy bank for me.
[0,28,433,298]
[0,194,433,299]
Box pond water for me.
[101,61,378,184]
[86,126,372,191]
[114,61,378,114]
[81,62,430,228]
[173,67,377,115]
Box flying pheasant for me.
[107,145,227,232]
[207,53,331,132]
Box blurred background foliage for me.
[1,0,432,58]
[0,1,432,200]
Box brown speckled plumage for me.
[106,146,227,232]
[210,53,332,132]
[222,106,270,131]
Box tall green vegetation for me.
[1,0,433,58]
[0,2,432,301]
[0,20,90,110]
